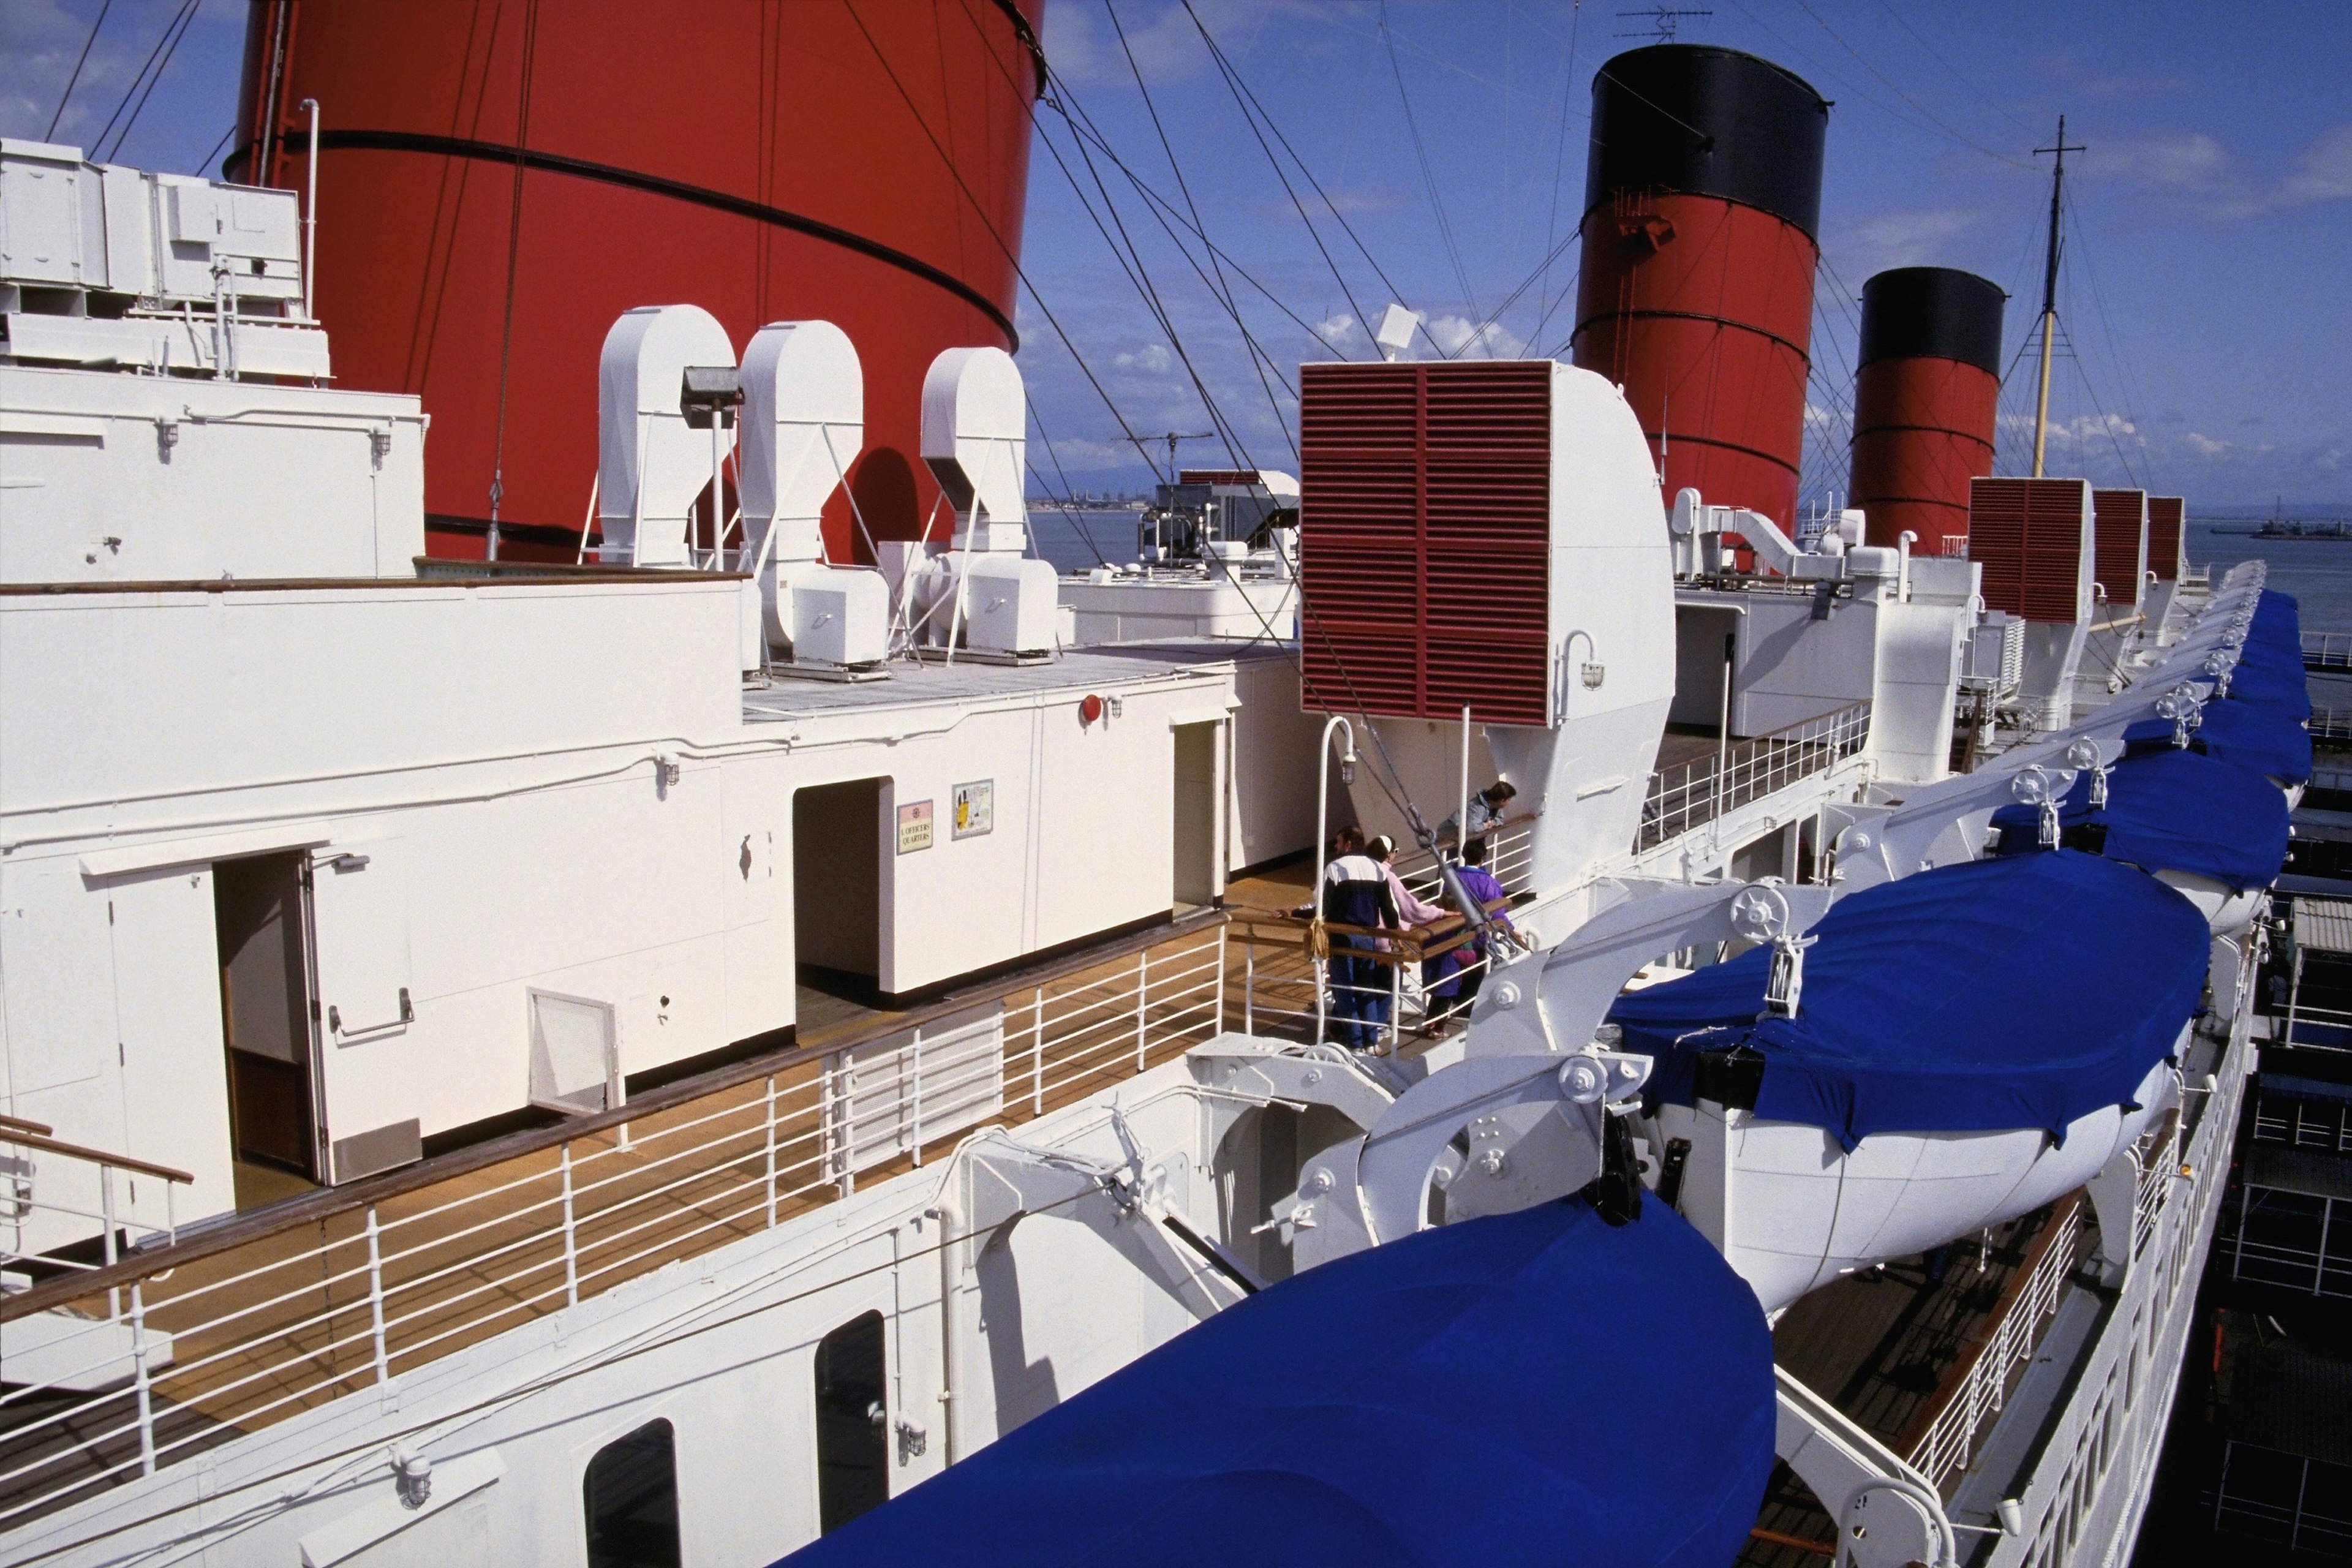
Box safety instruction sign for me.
[952,780,995,840]
[895,800,934,854]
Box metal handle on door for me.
[326,988,413,1036]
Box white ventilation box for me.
[790,568,889,667]
[962,556,1060,655]
[1962,611,2026,693]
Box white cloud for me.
[2184,431,2232,457]
[1833,208,1981,279]
[1114,342,1175,374]
[1421,313,1525,361]
[1316,312,1363,350]
[2279,125,2352,205]
[2086,130,2228,190]
[2086,124,2352,220]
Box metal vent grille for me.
[1297,361,1553,725]
[2091,488,2149,611]
[2146,497,2185,581]
[1967,477,2091,624]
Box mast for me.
[2030,116,2084,478]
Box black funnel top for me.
[1585,45,1830,238]
[1859,268,2006,376]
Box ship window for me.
[584,1419,680,1568]
[814,1311,889,1534]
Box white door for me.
[307,843,412,1042]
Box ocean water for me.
[1029,509,1143,576]
[2188,522,2352,633]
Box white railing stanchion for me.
[364,1203,391,1390]
[1215,925,1228,1036]
[129,1280,156,1476]
[910,1027,924,1168]
[1243,937,1256,1035]
[762,1072,780,1232]
[560,1144,581,1307]
[100,1166,119,1320]
[1032,987,1046,1116]
[1135,949,1149,1071]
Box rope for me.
[484,0,541,560]
[43,0,113,140]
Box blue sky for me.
[6,0,2348,511]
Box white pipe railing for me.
[1638,700,1872,851]
[0,926,1227,1528]
[1906,1200,2082,1490]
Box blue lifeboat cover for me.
[2250,590,2301,650]
[1611,852,2207,1148]
[774,1200,1773,1568]
[2120,705,2311,786]
[1990,748,2291,890]
[2224,660,2313,722]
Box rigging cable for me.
[1185,9,1420,320]
[1536,0,1585,336]
[1046,97,1258,472]
[1102,0,1299,465]
[484,0,541,561]
[838,0,1170,486]
[1786,0,2033,169]
[1378,0,1480,330]
[43,0,113,140]
[1180,0,1373,350]
[99,0,205,162]
[2065,200,2158,492]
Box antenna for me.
[2029,115,2086,480]
[1614,6,1712,39]
[1159,431,1218,473]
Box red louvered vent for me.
[2146,497,2185,581]
[1298,361,1553,725]
[1967,478,2092,623]
[2091,488,2149,612]
[1176,469,1267,486]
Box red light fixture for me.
[1079,694,1104,725]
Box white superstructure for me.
[0,143,2280,1568]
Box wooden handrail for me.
[0,1112,58,1137]
[1,908,1227,1321]
[0,1128,194,1185]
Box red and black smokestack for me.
[1572,45,1828,529]
[1849,266,2005,554]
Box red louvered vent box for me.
[2091,488,2149,613]
[1967,478,2094,624]
[2146,497,2185,581]
[1298,361,1555,726]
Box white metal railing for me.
[1394,821,1536,906]
[0,1118,191,1306]
[0,926,1226,1528]
[2135,1115,2180,1260]
[1906,1200,2082,1490]
[1639,699,1872,850]
[2304,633,2352,673]
[2310,706,2352,742]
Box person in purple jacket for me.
[1424,838,1514,1025]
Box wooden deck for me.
[0,917,1231,1525]
[1738,1205,2071,1565]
